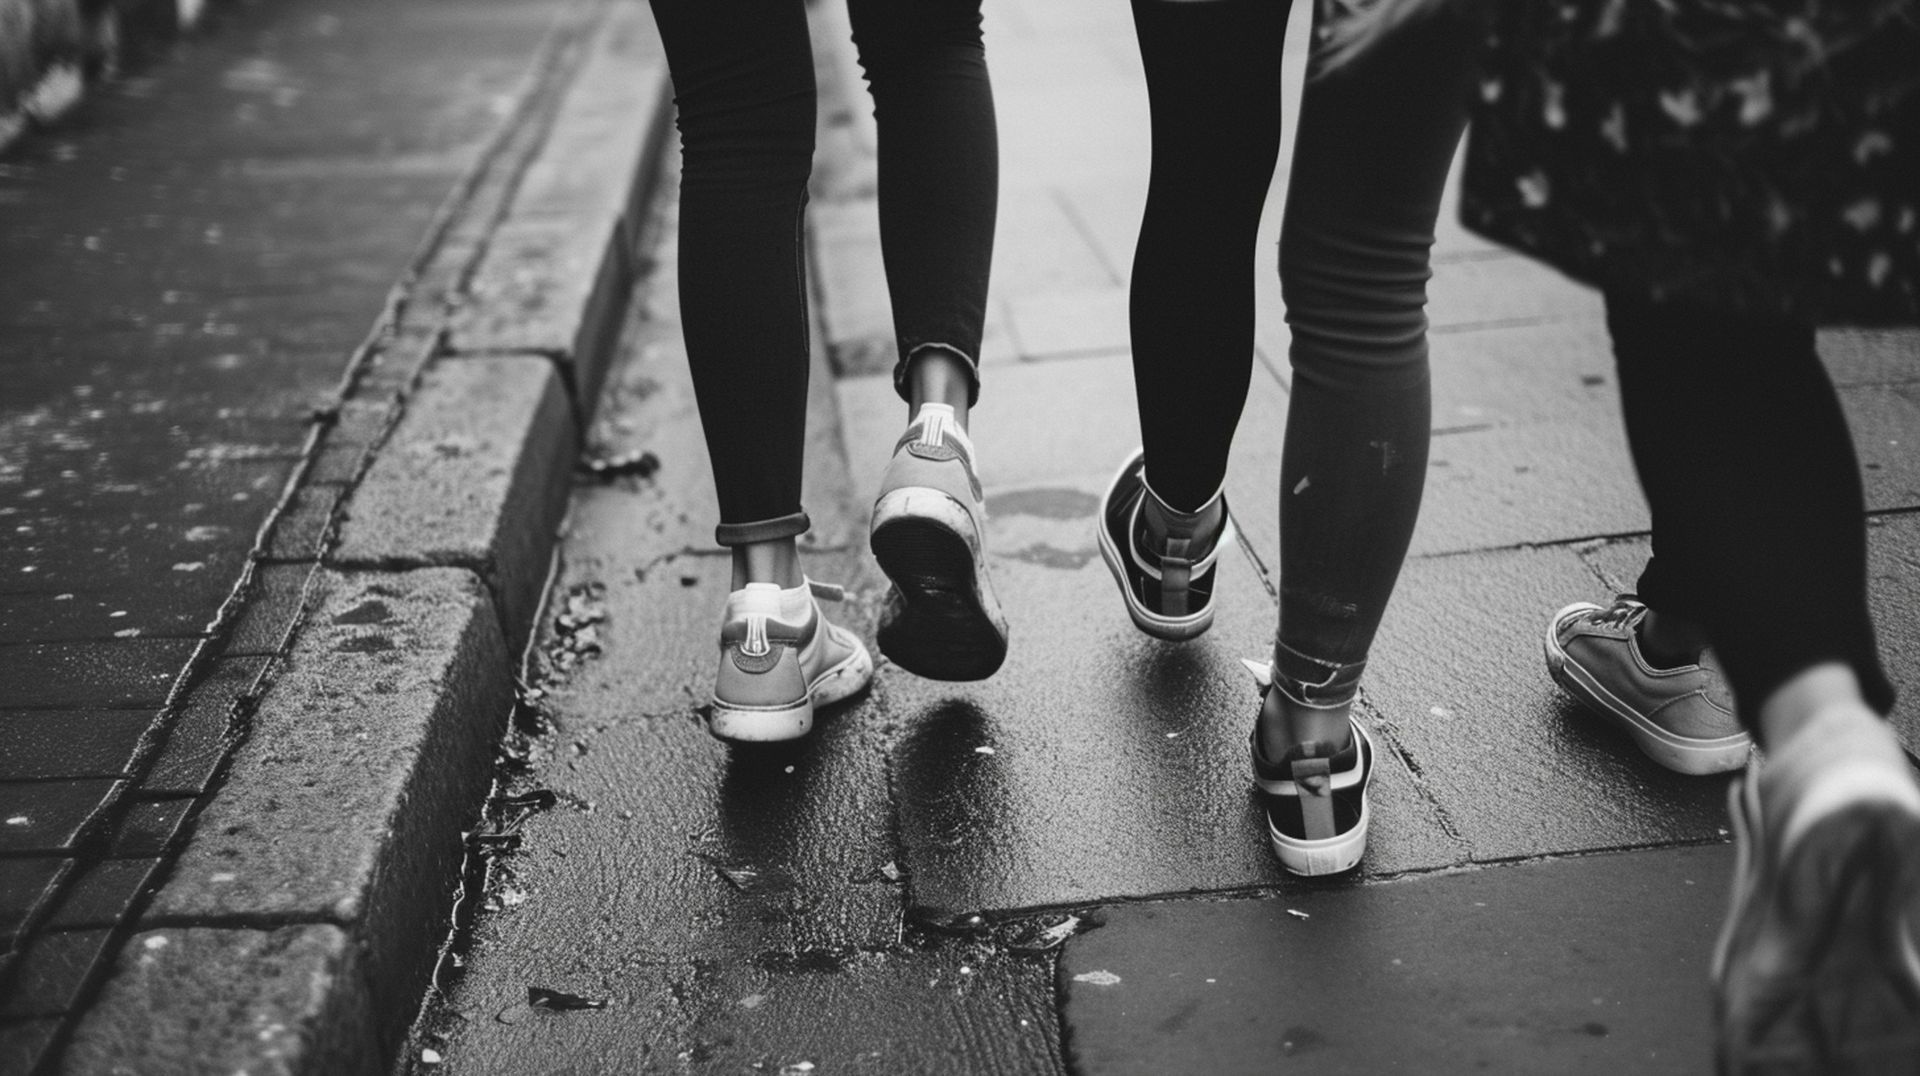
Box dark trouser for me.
[1606,292,1897,729]
[647,0,997,546]
[1128,0,1474,701]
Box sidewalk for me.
[0,0,669,1070]
[3,0,1914,1072]
[423,0,1920,1073]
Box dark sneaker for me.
[1097,448,1235,641]
[1713,719,1920,1073]
[1545,597,1751,775]
[869,403,1008,681]
[1244,658,1373,876]
[709,579,873,743]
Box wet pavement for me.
[0,0,581,1066]
[1,0,1913,1069]
[420,1,1919,1073]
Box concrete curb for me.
[56,1,672,1070]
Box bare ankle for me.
[905,348,973,429]
[1257,689,1354,761]
[730,539,802,591]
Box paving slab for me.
[1845,384,1920,509]
[1427,318,1620,430]
[1820,327,1920,387]
[440,940,1062,1076]
[0,857,71,949]
[0,778,125,855]
[0,928,113,1020]
[221,562,315,657]
[1059,844,1730,1076]
[1363,546,1733,863]
[105,796,194,859]
[0,710,151,781]
[0,1018,60,1076]
[61,925,382,1076]
[0,639,195,709]
[136,654,271,798]
[1867,514,1920,746]
[44,857,167,931]
[1412,412,1649,555]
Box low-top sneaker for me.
[1545,597,1752,775]
[869,403,1009,681]
[1244,658,1373,877]
[1098,448,1235,641]
[1714,715,1920,1073]
[709,579,873,744]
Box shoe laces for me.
[1590,598,1644,630]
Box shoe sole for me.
[1269,796,1369,877]
[871,488,1008,681]
[1716,779,1920,1073]
[708,631,875,744]
[1543,602,1751,775]
[1094,470,1232,642]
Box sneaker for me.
[709,579,874,743]
[1713,717,1920,1073]
[1097,448,1235,641]
[1244,658,1373,876]
[869,403,1008,681]
[1544,597,1752,775]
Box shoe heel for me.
[707,698,813,743]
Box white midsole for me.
[1095,504,1226,641]
[1543,604,1751,774]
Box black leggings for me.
[1128,0,1475,697]
[1607,293,1896,727]
[647,0,997,545]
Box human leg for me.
[1249,4,1474,873]
[651,0,817,577]
[1127,0,1289,509]
[1601,294,1918,1068]
[846,0,1007,679]
[845,0,997,425]
[1604,293,1895,727]
[1260,5,1472,748]
[1101,0,1288,642]
[649,0,872,738]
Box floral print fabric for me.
[1460,0,1920,325]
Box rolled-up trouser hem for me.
[892,342,982,407]
[1269,639,1366,709]
[715,511,811,548]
